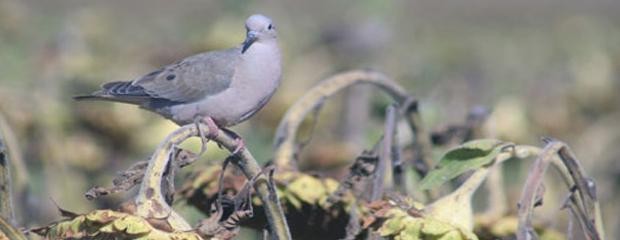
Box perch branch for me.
[135,123,291,239]
[273,69,412,171]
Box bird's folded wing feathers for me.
[133,47,240,103]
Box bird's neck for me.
[241,39,280,62]
[235,39,281,87]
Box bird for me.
[75,14,281,152]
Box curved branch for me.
[516,140,604,240]
[423,143,570,231]
[516,141,564,240]
[556,145,605,240]
[134,126,194,230]
[135,124,291,239]
[273,69,413,171]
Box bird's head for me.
[242,14,277,54]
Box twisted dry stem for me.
[424,144,520,230]
[85,149,197,201]
[424,143,566,231]
[369,105,397,201]
[516,141,564,240]
[516,139,604,240]
[273,69,416,171]
[134,124,291,239]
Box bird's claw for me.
[203,117,220,139]
[231,138,245,156]
[194,116,221,156]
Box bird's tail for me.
[73,95,100,101]
[73,81,150,105]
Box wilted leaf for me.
[379,216,407,236]
[32,210,203,239]
[284,173,342,209]
[422,218,456,236]
[285,191,303,209]
[436,230,462,240]
[287,174,326,204]
[397,218,422,240]
[375,208,478,240]
[420,139,509,190]
[85,209,123,223]
[112,216,152,235]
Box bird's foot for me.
[194,116,221,156]
[231,137,245,156]
[202,116,220,139]
[220,128,245,155]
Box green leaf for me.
[420,139,508,190]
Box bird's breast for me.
[169,41,281,126]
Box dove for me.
[75,14,281,151]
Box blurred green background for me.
[0,0,618,238]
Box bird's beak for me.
[242,31,258,54]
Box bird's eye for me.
[268,24,273,30]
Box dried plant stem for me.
[400,98,434,176]
[391,121,405,194]
[273,69,412,171]
[370,105,397,201]
[516,141,564,240]
[135,124,291,239]
[556,142,604,240]
[0,114,28,197]
[516,139,604,240]
[0,119,15,224]
[0,216,26,240]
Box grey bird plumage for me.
[75,14,281,127]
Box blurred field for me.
[0,0,618,239]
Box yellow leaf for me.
[437,230,463,240]
[112,216,151,235]
[85,210,123,223]
[287,174,326,204]
[398,218,422,240]
[286,191,303,209]
[421,218,454,236]
[379,216,407,236]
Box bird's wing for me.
[133,47,240,103]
